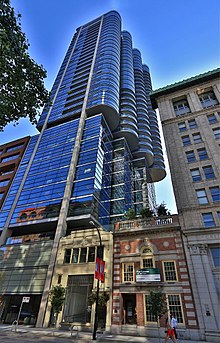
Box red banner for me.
[95,257,100,280]
[100,260,105,282]
[95,258,105,282]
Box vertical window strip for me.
[123,263,134,282]
[167,294,183,323]
[145,295,157,322]
[163,261,177,281]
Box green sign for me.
[136,268,161,282]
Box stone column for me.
[187,92,203,112]
[188,244,220,334]
[212,85,220,102]
[36,16,104,328]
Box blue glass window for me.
[0,179,10,187]
[210,247,220,267]
[210,187,220,202]
[203,166,215,180]
[186,151,196,163]
[198,148,208,160]
[202,213,215,228]
[188,119,197,129]
[182,135,191,146]
[190,169,201,182]
[6,144,24,152]
[1,154,20,162]
[196,189,208,204]
[207,114,217,124]
[213,128,220,139]
[178,122,187,132]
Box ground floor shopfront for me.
[43,228,113,331]
[0,294,41,325]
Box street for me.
[0,331,74,343]
[0,325,216,343]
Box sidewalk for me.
[0,324,215,343]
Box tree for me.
[140,207,153,218]
[0,0,49,131]
[125,208,136,220]
[49,284,65,327]
[88,290,110,307]
[157,202,171,217]
[147,290,167,340]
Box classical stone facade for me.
[151,68,220,342]
[44,228,113,331]
[111,216,199,340]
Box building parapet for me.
[115,214,179,232]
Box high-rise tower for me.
[0,10,165,235]
[0,11,165,327]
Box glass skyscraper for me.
[0,10,166,328]
[0,10,165,236]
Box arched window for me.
[141,247,154,268]
[20,213,27,220]
[30,211,37,219]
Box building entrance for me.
[122,293,137,324]
[63,274,93,324]
[1,294,41,324]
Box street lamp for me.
[90,221,102,341]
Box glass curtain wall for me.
[68,115,113,229]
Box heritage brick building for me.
[111,216,199,340]
[0,137,30,209]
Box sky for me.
[1,0,219,214]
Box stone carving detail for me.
[188,244,208,255]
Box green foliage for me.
[140,207,153,218]
[147,290,167,320]
[0,0,49,131]
[49,284,65,315]
[125,208,136,220]
[157,202,171,217]
[88,291,109,307]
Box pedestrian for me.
[165,323,177,343]
[170,313,178,339]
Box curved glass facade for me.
[87,11,121,124]
[132,49,154,166]
[142,64,166,181]
[115,31,138,150]
[38,11,120,131]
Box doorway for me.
[63,274,93,324]
[122,293,137,324]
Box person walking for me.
[165,323,177,343]
[170,313,178,339]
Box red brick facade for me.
[111,216,199,339]
[0,137,30,208]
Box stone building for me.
[150,68,220,342]
[43,228,113,331]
